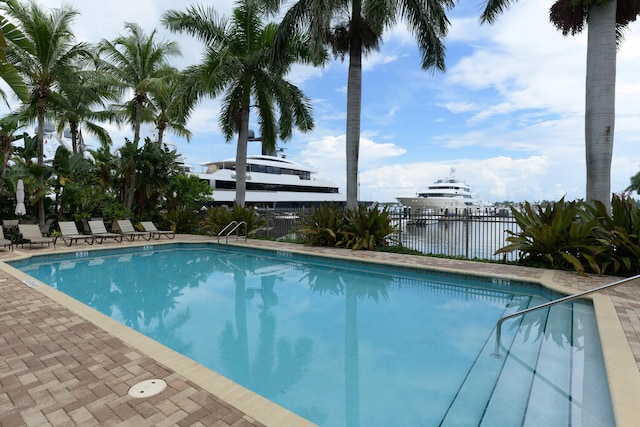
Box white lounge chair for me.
[140,221,175,239]
[18,224,56,248]
[88,220,123,244]
[58,221,94,246]
[0,226,13,251]
[116,220,151,241]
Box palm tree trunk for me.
[37,103,46,228]
[585,0,617,214]
[346,5,364,210]
[235,107,251,207]
[126,99,144,211]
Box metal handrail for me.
[492,273,640,358]
[224,221,247,244]
[217,221,237,243]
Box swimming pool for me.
[9,244,614,426]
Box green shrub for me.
[340,204,400,250]
[298,203,346,246]
[201,203,266,237]
[496,197,598,274]
[586,195,640,275]
[299,203,399,250]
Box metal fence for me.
[254,208,521,262]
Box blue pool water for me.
[10,244,614,426]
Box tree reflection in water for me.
[303,266,392,427]
[218,263,314,401]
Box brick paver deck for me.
[1,236,639,426]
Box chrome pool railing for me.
[491,274,640,358]
[217,221,247,244]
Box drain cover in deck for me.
[128,379,167,398]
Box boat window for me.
[213,180,337,193]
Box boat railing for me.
[217,221,247,244]
[492,273,640,358]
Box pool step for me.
[440,295,583,427]
[438,294,543,426]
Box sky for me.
[5,0,640,203]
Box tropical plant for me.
[299,203,347,246]
[162,0,316,207]
[0,114,25,180]
[585,195,640,275]
[50,68,118,154]
[273,0,453,209]
[97,22,181,211]
[160,174,212,233]
[201,203,266,237]
[627,170,640,195]
[0,8,28,103]
[482,0,640,214]
[496,198,598,274]
[340,204,400,250]
[2,0,91,227]
[149,66,192,148]
[300,203,399,249]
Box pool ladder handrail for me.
[217,221,248,244]
[492,273,640,358]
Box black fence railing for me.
[254,208,521,262]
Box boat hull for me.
[396,196,483,215]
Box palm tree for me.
[163,0,316,207]
[273,0,453,208]
[0,114,25,179]
[482,0,640,214]
[149,66,192,148]
[52,69,119,154]
[0,9,28,103]
[2,0,90,227]
[97,23,181,211]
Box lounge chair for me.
[140,221,175,239]
[58,221,94,246]
[88,220,123,244]
[0,226,13,251]
[18,224,56,248]
[116,220,152,241]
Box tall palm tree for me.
[97,23,181,211]
[163,0,316,207]
[482,0,640,214]
[273,0,453,208]
[2,0,90,226]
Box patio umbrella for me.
[15,179,26,217]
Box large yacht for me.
[195,155,344,208]
[396,169,486,215]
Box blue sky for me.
[7,0,640,203]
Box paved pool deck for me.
[1,235,639,426]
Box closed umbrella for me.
[15,179,26,217]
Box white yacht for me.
[195,155,344,208]
[396,169,486,215]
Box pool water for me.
[10,244,614,427]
